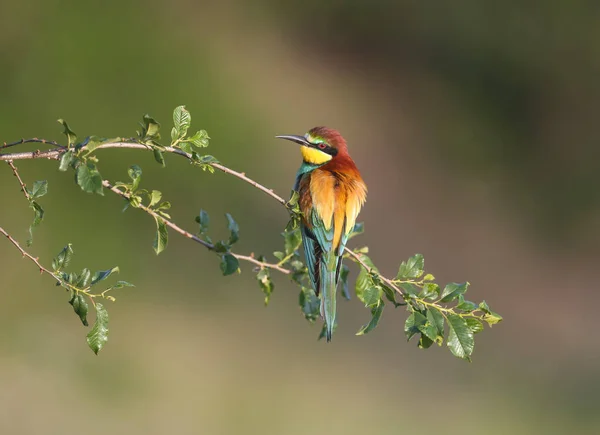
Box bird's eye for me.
[318,143,327,150]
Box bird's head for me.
[276,126,347,165]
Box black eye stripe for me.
[309,141,337,156]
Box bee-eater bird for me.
[276,127,367,341]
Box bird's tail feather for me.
[320,253,338,342]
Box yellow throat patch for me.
[301,145,332,165]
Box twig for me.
[0,142,289,204]
[0,138,64,151]
[0,225,61,284]
[345,249,405,297]
[102,180,291,275]
[6,160,32,201]
[0,148,61,160]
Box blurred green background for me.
[1,1,599,434]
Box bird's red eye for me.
[318,143,327,149]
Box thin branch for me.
[1,138,64,151]
[102,180,291,275]
[211,162,287,206]
[0,142,288,204]
[0,225,61,284]
[0,148,62,161]
[6,160,32,201]
[345,249,405,297]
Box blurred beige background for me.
[1,1,599,434]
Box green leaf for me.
[340,264,350,300]
[423,273,435,281]
[52,244,74,271]
[153,216,168,255]
[285,216,301,232]
[419,334,434,349]
[348,222,364,239]
[220,253,239,276]
[149,190,162,207]
[157,201,171,211]
[404,311,427,341]
[27,200,44,246]
[69,292,89,326]
[59,150,75,171]
[483,312,503,326]
[256,268,274,305]
[76,162,104,195]
[30,180,48,199]
[105,280,135,291]
[283,228,302,255]
[286,190,301,213]
[195,209,210,234]
[380,283,402,307]
[225,213,239,245]
[355,268,382,307]
[188,130,210,147]
[397,253,424,280]
[74,268,91,287]
[478,300,491,314]
[194,154,219,166]
[419,283,440,300]
[173,105,191,138]
[128,165,142,191]
[179,142,193,154]
[143,114,161,138]
[213,241,229,253]
[128,194,142,209]
[466,318,484,334]
[446,313,474,361]
[417,320,439,343]
[87,303,109,355]
[153,149,166,167]
[360,285,382,308]
[299,286,320,322]
[79,135,105,154]
[57,119,77,147]
[440,282,469,303]
[355,252,376,269]
[399,282,419,296]
[91,266,119,285]
[427,306,445,340]
[356,300,384,335]
[456,296,478,312]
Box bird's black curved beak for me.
[275,134,311,146]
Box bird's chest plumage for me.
[297,168,366,251]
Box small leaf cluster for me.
[195,209,241,276]
[350,251,502,361]
[113,165,172,255]
[145,105,218,172]
[57,122,109,195]
[50,244,133,354]
[170,106,210,153]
